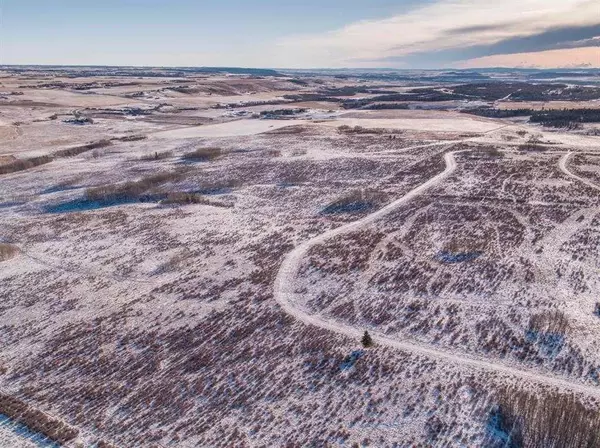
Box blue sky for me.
[1,0,599,68]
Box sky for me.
[1,0,599,69]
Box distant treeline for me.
[463,108,534,118]
[464,108,600,128]
[530,109,600,127]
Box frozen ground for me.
[1,68,600,447]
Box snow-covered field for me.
[1,69,600,447]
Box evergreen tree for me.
[361,330,374,348]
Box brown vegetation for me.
[490,387,600,448]
[85,170,185,202]
[0,140,114,175]
[162,192,233,208]
[53,140,112,158]
[139,151,173,161]
[0,243,18,261]
[0,393,78,445]
[338,125,403,135]
[0,155,53,175]
[113,135,147,142]
[528,311,569,335]
[182,147,222,162]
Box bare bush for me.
[0,393,79,445]
[0,243,18,261]
[519,136,548,152]
[489,387,600,448]
[85,170,186,202]
[182,147,222,162]
[162,192,210,205]
[291,149,308,157]
[264,125,308,135]
[113,135,147,142]
[264,149,282,157]
[139,151,173,161]
[162,192,232,208]
[528,310,569,335]
[154,250,193,274]
[0,155,53,175]
[53,139,112,158]
[322,189,388,215]
[481,147,504,158]
[338,125,403,135]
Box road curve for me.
[274,148,600,399]
[560,152,600,192]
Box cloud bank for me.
[274,0,600,68]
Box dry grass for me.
[182,147,222,162]
[0,244,18,261]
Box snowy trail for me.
[274,147,600,399]
[559,152,600,192]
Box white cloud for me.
[458,46,600,68]
[273,0,600,67]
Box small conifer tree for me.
[361,330,374,348]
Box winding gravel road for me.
[274,148,600,399]
[560,152,600,192]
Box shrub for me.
[489,387,600,448]
[481,147,504,158]
[322,190,387,215]
[259,108,306,117]
[139,151,173,161]
[53,140,112,158]
[0,393,78,445]
[182,147,222,162]
[85,170,185,202]
[0,155,53,175]
[0,244,18,261]
[361,331,374,348]
[113,135,147,142]
[528,310,569,335]
[265,149,282,157]
[594,303,600,317]
[162,192,209,205]
[162,193,232,208]
[337,125,402,135]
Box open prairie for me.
[1,66,600,447]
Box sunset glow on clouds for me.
[458,47,600,69]
[274,0,600,68]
